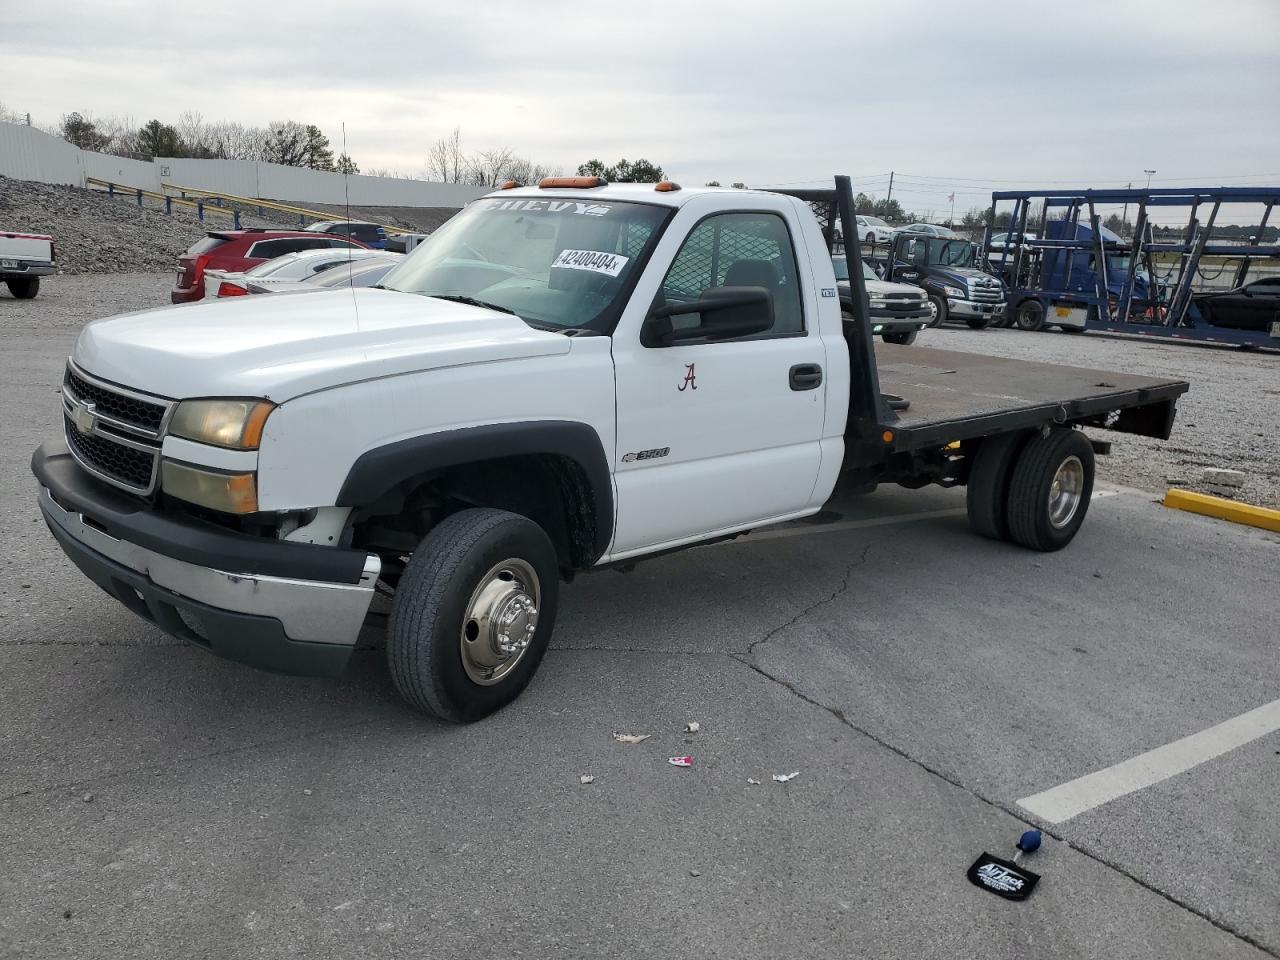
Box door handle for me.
[789,363,823,391]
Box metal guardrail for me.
[85,177,243,226]
[160,182,414,235]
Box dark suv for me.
[172,229,367,303]
[305,220,389,249]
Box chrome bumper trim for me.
[40,486,379,646]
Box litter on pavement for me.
[612,733,651,744]
[772,772,800,783]
[684,722,700,733]
[579,775,596,785]
[668,756,693,767]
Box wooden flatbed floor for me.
[872,343,1189,447]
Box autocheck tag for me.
[551,249,628,277]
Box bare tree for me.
[426,127,466,183]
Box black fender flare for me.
[335,421,614,562]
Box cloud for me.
[2,0,1278,198]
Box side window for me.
[911,240,929,267]
[658,212,804,337]
[248,239,285,259]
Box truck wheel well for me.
[354,454,603,576]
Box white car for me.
[206,248,389,298]
[855,215,895,245]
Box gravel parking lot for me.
[2,274,1278,959]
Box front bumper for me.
[947,298,1006,319]
[869,303,932,331]
[33,442,379,677]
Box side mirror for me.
[643,286,774,347]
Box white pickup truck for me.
[32,177,1189,721]
[1,230,55,298]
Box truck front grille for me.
[64,415,159,492]
[969,279,1004,303]
[64,367,166,433]
[61,362,171,495]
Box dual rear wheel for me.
[966,428,1094,551]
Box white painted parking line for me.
[1018,697,1280,824]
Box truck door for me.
[609,202,828,557]
[888,235,927,284]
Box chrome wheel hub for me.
[460,558,540,685]
[1048,455,1084,529]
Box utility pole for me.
[886,171,894,205]
[1144,169,1156,190]
[1122,182,1132,238]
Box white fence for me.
[0,121,482,209]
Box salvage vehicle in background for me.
[0,230,56,299]
[34,176,1188,722]
[209,247,390,297]
[897,223,958,238]
[304,220,390,249]
[832,254,931,344]
[884,231,1006,328]
[1190,277,1280,333]
[245,253,404,295]
[172,228,367,303]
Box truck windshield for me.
[930,239,974,267]
[378,196,669,331]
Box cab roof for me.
[482,182,772,209]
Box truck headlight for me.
[161,462,259,514]
[943,285,966,299]
[869,293,887,303]
[169,399,274,450]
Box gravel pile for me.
[927,326,1280,508]
[0,177,456,274]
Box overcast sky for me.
[3,0,1279,218]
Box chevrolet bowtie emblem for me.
[72,401,96,435]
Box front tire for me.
[1006,429,1095,551]
[387,508,560,722]
[926,294,947,327]
[5,277,39,299]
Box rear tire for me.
[387,508,560,722]
[1006,429,1095,551]
[966,431,1031,541]
[1015,300,1045,331]
[882,329,917,345]
[5,277,39,299]
[927,294,947,327]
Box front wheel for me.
[5,277,39,299]
[387,508,560,722]
[926,294,947,327]
[1006,429,1095,551]
[882,329,918,345]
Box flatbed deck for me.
[873,344,1190,448]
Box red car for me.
[171,229,368,303]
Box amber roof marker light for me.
[538,176,607,189]
[498,180,523,190]
[654,181,681,192]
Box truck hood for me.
[74,288,572,402]
[934,267,997,285]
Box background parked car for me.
[0,230,55,299]
[246,253,405,294]
[898,223,959,238]
[831,254,932,344]
[210,247,390,297]
[304,220,389,249]
[172,229,367,303]
[855,215,895,245]
[1192,276,1280,331]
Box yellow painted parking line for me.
[1163,488,1280,533]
